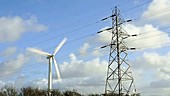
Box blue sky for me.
[1,0,170,95]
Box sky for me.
[0,0,170,96]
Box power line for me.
[133,7,170,22]
[137,41,170,49]
[0,48,109,77]
[139,26,170,35]
[24,20,101,47]
[21,25,170,63]
[24,6,169,63]
[0,15,105,58]
[0,1,156,59]
[121,0,152,14]
[125,34,170,44]
[2,24,170,64]
[0,30,99,61]
[1,1,155,47]
[20,0,153,47]
[98,26,170,43]
[2,1,170,74]
[2,46,107,69]
[1,40,170,78]
[2,39,169,78]
[2,40,170,78]
[8,1,154,49]
[18,8,113,47]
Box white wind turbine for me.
[27,37,67,95]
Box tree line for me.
[0,86,140,96]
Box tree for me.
[1,86,18,96]
[51,89,64,96]
[21,87,47,96]
[63,90,82,96]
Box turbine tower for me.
[27,37,67,96]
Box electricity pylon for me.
[101,7,137,96]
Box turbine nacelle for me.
[47,55,53,59]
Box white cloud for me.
[0,80,6,88]
[9,53,108,93]
[52,53,107,93]
[133,52,170,70]
[73,19,170,95]
[2,45,170,95]
[2,1,170,95]
[0,47,17,57]
[14,74,26,88]
[141,87,170,96]
[1,52,107,93]
[142,0,170,25]
[125,24,170,49]
[79,43,90,54]
[0,53,28,77]
[28,78,48,89]
[96,24,170,49]
[60,53,107,79]
[92,47,101,56]
[0,16,47,43]
[55,76,105,94]
[27,76,105,94]
[131,51,170,95]
[81,23,170,95]
[149,79,170,88]
[96,28,112,44]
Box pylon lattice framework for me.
[105,7,136,95]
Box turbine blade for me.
[53,37,67,55]
[27,47,51,56]
[53,57,61,80]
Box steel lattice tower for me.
[103,7,137,96]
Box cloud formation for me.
[1,1,170,95]
[0,47,17,57]
[95,24,170,49]
[142,0,170,25]
[0,16,47,43]
[124,24,170,49]
[60,53,107,79]
[0,53,28,77]
[131,51,170,95]
[79,43,90,54]
[8,53,107,93]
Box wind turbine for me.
[27,37,67,95]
